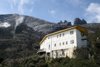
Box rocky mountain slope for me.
[0,14,54,33]
[0,14,100,66]
[0,14,71,63]
[0,14,72,34]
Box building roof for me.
[40,26,88,45]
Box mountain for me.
[0,14,52,62]
[0,14,100,66]
[0,14,54,33]
[0,14,70,64]
[0,14,72,34]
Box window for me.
[70,40,74,44]
[63,42,64,45]
[57,35,58,38]
[63,33,64,36]
[56,51,58,58]
[59,43,61,46]
[70,31,74,34]
[61,49,65,56]
[49,45,50,49]
[54,44,56,47]
[81,33,85,37]
[60,34,61,37]
[66,41,68,45]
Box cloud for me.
[9,0,36,14]
[65,0,82,6]
[50,10,56,15]
[49,10,56,18]
[18,0,28,14]
[10,0,16,9]
[86,3,100,23]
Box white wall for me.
[50,29,77,51]
[40,29,78,52]
[40,37,51,52]
[40,28,87,58]
[76,30,87,48]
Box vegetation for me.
[0,14,100,67]
[0,54,99,67]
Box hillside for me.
[0,14,100,67]
[0,14,70,63]
[0,14,54,33]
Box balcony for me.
[81,36,87,41]
[37,49,46,55]
[37,49,46,58]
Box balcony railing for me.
[81,36,87,40]
[37,49,46,54]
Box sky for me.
[0,0,100,23]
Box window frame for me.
[49,45,50,49]
[70,31,74,34]
[60,34,61,37]
[63,42,64,45]
[54,44,56,47]
[66,41,68,45]
[70,40,74,44]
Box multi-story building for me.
[38,26,88,58]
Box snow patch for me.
[15,16,24,28]
[0,22,11,28]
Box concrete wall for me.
[40,28,87,58]
[76,30,87,48]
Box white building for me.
[38,26,88,58]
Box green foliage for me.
[20,55,48,67]
[73,48,89,59]
[1,54,99,67]
[48,58,99,67]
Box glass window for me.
[70,40,74,44]
[57,35,58,38]
[60,34,61,37]
[66,41,68,45]
[63,33,64,36]
[59,43,61,46]
[49,45,50,49]
[54,44,56,47]
[81,33,85,37]
[61,49,65,56]
[63,42,64,45]
[70,31,74,34]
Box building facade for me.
[38,26,88,58]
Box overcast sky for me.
[0,0,100,23]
